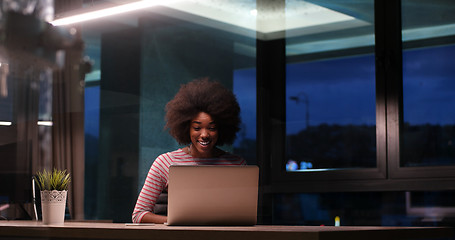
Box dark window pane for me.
[286,56,376,171]
[84,85,100,219]
[233,68,257,165]
[401,0,455,167]
[285,0,376,172]
[401,45,455,167]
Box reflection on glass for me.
[80,1,257,221]
[285,0,375,171]
[0,62,12,123]
[406,191,455,219]
[401,0,455,167]
[273,190,455,226]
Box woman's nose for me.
[200,129,210,138]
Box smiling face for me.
[189,112,219,158]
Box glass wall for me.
[271,0,455,227]
[274,190,455,226]
[285,0,376,171]
[81,2,257,221]
[401,0,455,168]
[78,0,455,224]
[233,68,257,165]
[3,0,454,225]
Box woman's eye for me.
[209,127,217,131]
[193,127,201,131]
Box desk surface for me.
[0,220,453,240]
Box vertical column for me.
[375,0,403,178]
[256,0,286,224]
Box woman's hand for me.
[140,212,167,224]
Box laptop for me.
[166,165,259,226]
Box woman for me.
[132,78,245,223]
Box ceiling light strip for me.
[0,121,54,126]
[50,0,176,26]
[38,121,53,126]
[0,121,12,126]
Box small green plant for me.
[34,169,71,191]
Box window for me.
[283,0,380,180]
[233,68,257,165]
[84,85,100,219]
[286,55,376,171]
[401,0,455,168]
[267,0,455,188]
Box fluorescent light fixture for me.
[38,121,53,126]
[0,121,12,126]
[0,121,54,126]
[50,0,179,26]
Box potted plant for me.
[34,169,71,225]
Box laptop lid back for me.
[167,165,259,226]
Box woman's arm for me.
[139,212,167,224]
[132,154,169,223]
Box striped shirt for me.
[132,148,246,223]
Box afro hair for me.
[165,78,241,146]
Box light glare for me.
[50,0,179,26]
[38,121,53,126]
[0,121,12,126]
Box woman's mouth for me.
[198,140,211,147]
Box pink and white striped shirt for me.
[132,148,246,223]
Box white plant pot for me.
[40,190,67,225]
